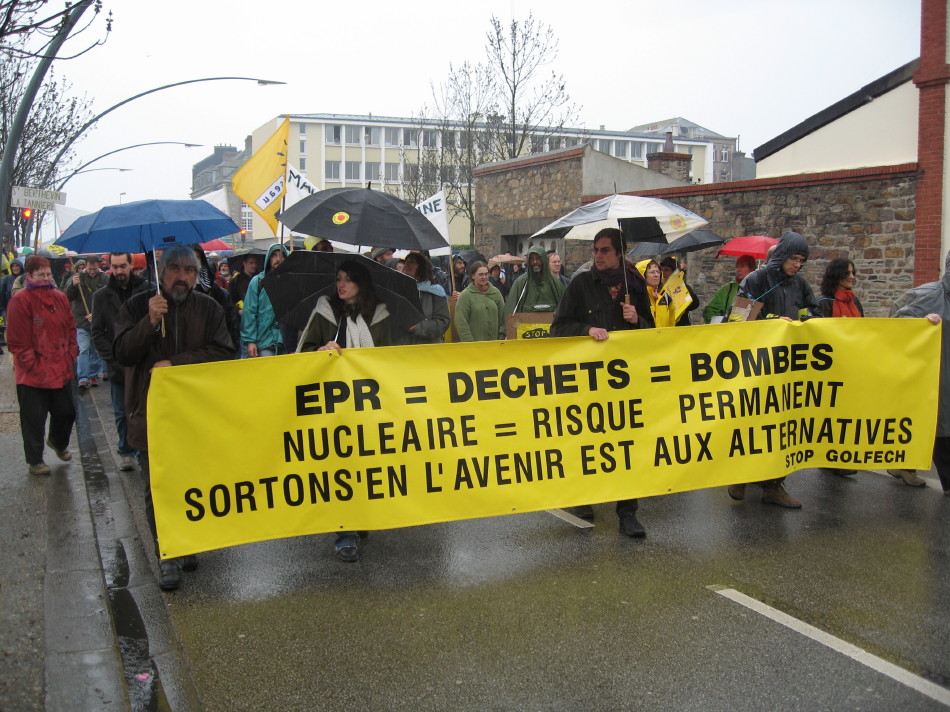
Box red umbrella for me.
[716,235,778,260]
[200,238,232,251]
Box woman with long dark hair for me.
[818,257,864,318]
[297,259,391,562]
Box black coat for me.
[91,273,150,384]
[552,268,654,337]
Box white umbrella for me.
[531,194,708,243]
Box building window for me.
[325,125,341,144]
[364,127,380,146]
[422,129,438,148]
[404,163,419,182]
[345,125,362,145]
[631,142,643,159]
[345,161,361,180]
[596,139,612,153]
[299,157,307,172]
[299,140,306,155]
[240,203,253,232]
[404,128,418,148]
[299,123,307,136]
[613,140,628,158]
[531,136,546,153]
[565,136,580,147]
[441,130,456,149]
[385,127,400,146]
[549,136,563,151]
[422,164,438,183]
[325,161,341,180]
[720,148,729,162]
[384,162,400,182]
[365,162,380,181]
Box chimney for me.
[663,131,674,152]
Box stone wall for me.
[632,163,918,318]
[474,150,585,260]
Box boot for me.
[727,484,746,501]
[761,483,802,509]
[888,469,927,488]
[618,512,646,538]
[159,559,181,591]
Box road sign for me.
[11,186,67,211]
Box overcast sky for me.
[37,0,920,241]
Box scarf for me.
[832,287,861,318]
[25,278,54,290]
[417,280,446,298]
[592,265,629,303]
[334,311,375,349]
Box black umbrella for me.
[627,229,725,259]
[261,251,424,337]
[277,187,450,251]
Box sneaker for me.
[761,484,802,509]
[619,512,646,538]
[89,377,99,387]
[46,438,71,462]
[28,462,51,476]
[334,534,360,563]
[78,378,90,389]
[118,456,135,472]
[158,559,181,591]
[727,484,746,500]
[888,469,927,488]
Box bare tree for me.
[484,13,579,161]
[385,115,445,208]
[425,61,498,242]
[0,41,93,244]
[0,1,110,59]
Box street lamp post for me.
[33,142,202,246]
[5,74,284,247]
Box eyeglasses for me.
[591,246,615,255]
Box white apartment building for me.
[234,113,729,242]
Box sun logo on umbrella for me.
[669,216,687,230]
[332,212,350,225]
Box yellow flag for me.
[231,116,290,235]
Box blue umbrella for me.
[55,199,239,253]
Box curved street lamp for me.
[56,166,132,191]
[54,141,201,191]
[7,75,284,247]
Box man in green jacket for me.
[504,244,565,317]
[240,243,288,357]
[703,254,756,323]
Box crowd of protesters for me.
[1,229,946,591]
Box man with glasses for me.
[727,230,821,509]
[114,244,234,591]
[552,227,653,538]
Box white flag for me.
[286,163,318,208]
[415,190,451,256]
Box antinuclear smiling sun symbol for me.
[332,212,350,225]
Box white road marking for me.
[545,509,595,528]
[711,586,950,707]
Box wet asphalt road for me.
[9,365,950,712]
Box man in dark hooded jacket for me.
[727,231,820,509]
[91,252,149,471]
[505,244,565,317]
[889,251,950,492]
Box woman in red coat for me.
[6,256,78,475]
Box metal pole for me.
[0,1,94,241]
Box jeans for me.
[76,328,104,381]
[110,381,135,456]
[17,383,75,465]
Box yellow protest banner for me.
[148,318,940,558]
[660,271,693,321]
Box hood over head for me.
[766,231,809,275]
[263,243,290,275]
